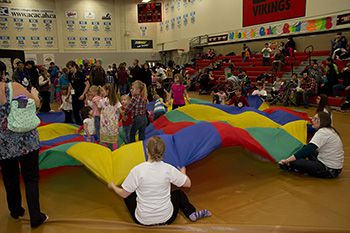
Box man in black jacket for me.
[90,61,106,86]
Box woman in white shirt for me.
[279,112,343,178]
[108,136,211,225]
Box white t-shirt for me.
[310,128,344,169]
[122,161,187,225]
[60,94,72,111]
[83,118,95,135]
[252,89,267,97]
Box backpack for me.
[7,82,40,133]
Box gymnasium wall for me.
[0,0,159,67]
[157,0,350,51]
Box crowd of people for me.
[0,31,348,228]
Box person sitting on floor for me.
[279,112,343,178]
[108,136,212,226]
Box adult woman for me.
[0,61,47,227]
[279,112,343,178]
[108,136,211,225]
[316,94,332,118]
[37,66,51,112]
[65,60,90,125]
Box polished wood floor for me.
[1,93,349,233]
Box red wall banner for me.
[243,0,306,27]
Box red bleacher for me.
[196,52,310,85]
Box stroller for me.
[269,80,297,105]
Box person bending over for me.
[279,112,343,178]
[108,136,211,225]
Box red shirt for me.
[228,95,249,107]
[119,106,133,126]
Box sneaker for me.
[10,208,25,220]
[31,214,49,228]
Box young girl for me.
[122,80,148,143]
[168,74,190,110]
[60,86,73,123]
[119,95,133,144]
[99,84,121,150]
[108,136,212,225]
[153,94,166,120]
[88,85,102,141]
[80,106,96,142]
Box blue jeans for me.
[94,116,100,141]
[121,125,132,144]
[130,115,147,143]
[120,84,128,96]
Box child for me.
[153,94,167,120]
[227,88,249,107]
[121,80,148,143]
[60,86,73,123]
[54,72,62,105]
[271,76,284,98]
[168,74,190,109]
[212,89,227,105]
[99,84,121,150]
[119,95,133,144]
[252,82,268,99]
[80,106,97,142]
[87,85,102,141]
[106,71,115,84]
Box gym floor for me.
[1,94,349,233]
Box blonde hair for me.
[133,80,147,99]
[121,94,130,101]
[103,83,119,106]
[89,85,101,96]
[146,136,165,162]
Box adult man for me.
[90,61,106,86]
[300,72,317,108]
[130,59,143,81]
[12,60,31,91]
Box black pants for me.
[172,104,185,110]
[72,96,84,125]
[63,110,73,123]
[129,115,147,143]
[289,152,341,178]
[39,91,51,113]
[262,57,270,66]
[124,189,196,225]
[0,150,46,226]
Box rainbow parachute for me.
[38,97,309,185]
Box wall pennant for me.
[183,13,188,26]
[171,18,175,29]
[165,20,170,31]
[0,17,8,30]
[140,26,147,37]
[190,11,196,24]
[176,15,182,28]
